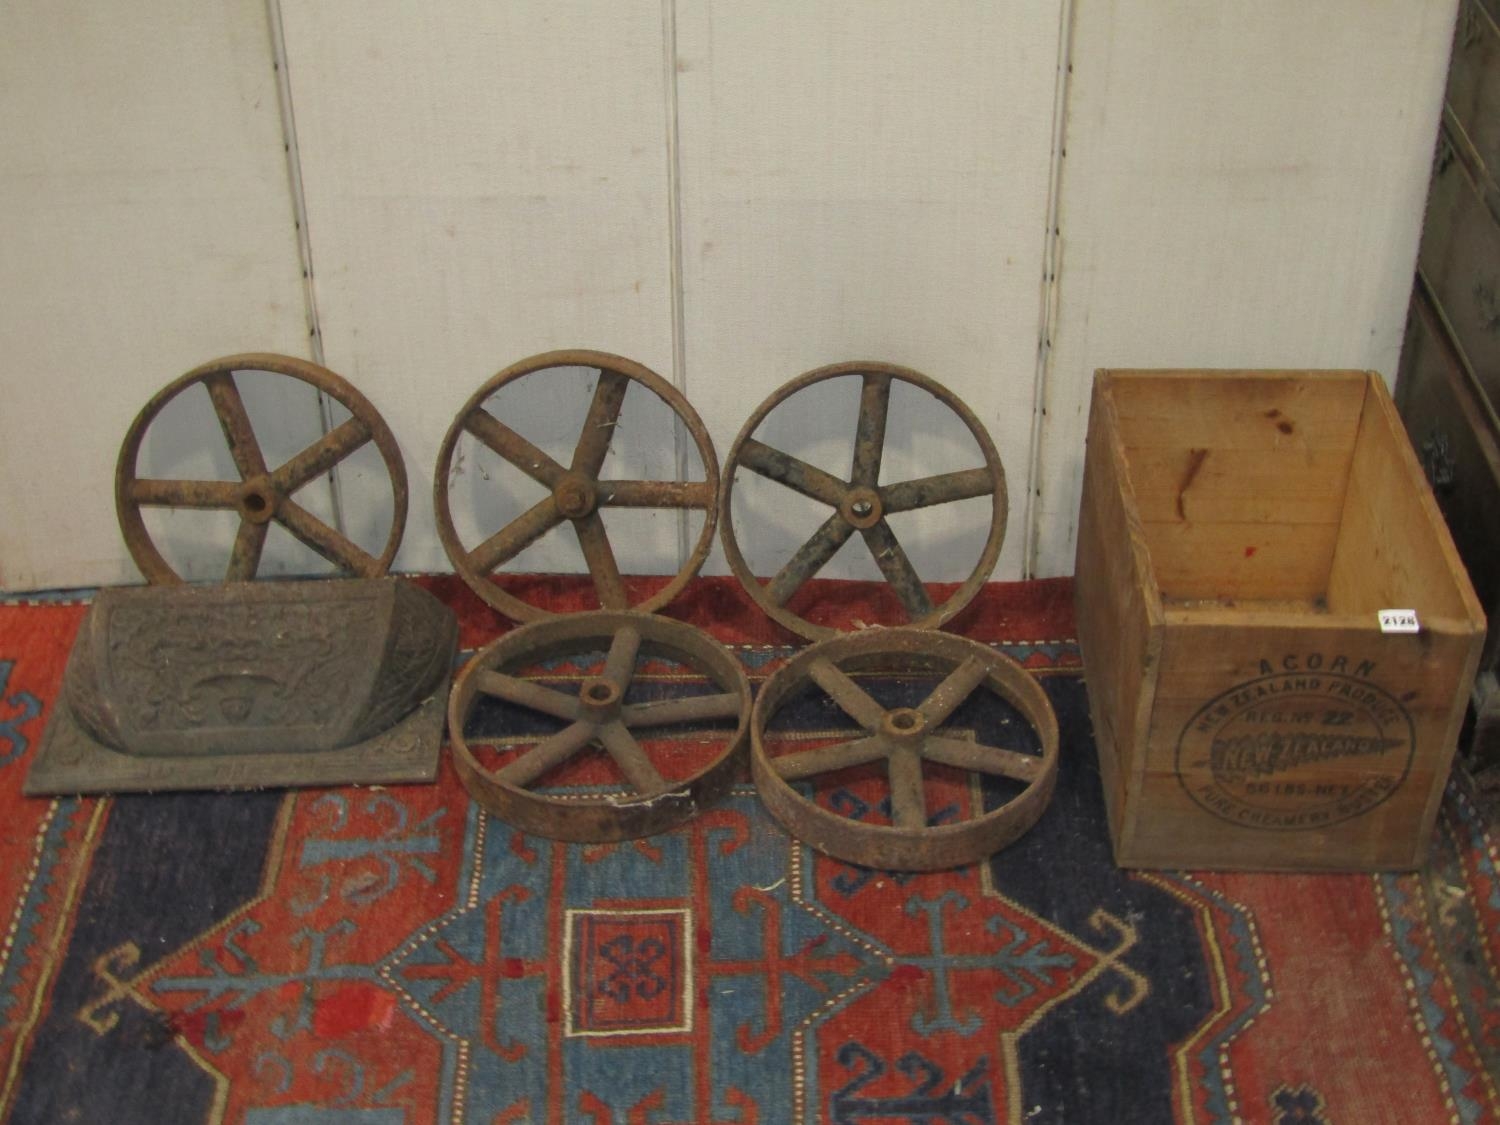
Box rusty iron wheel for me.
[434,350,719,621]
[448,611,751,842]
[719,361,1008,641]
[116,353,408,583]
[751,628,1058,871]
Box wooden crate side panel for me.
[1126,621,1479,869]
[1073,374,1163,852]
[1150,618,1477,699]
[1106,371,1364,604]
[1122,445,1352,525]
[1106,370,1369,452]
[1121,763,1440,870]
[1073,488,1119,833]
[1142,521,1338,604]
[1327,376,1486,622]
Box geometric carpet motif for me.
[0,576,1497,1123]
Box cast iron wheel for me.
[116,353,407,583]
[719,361,1007,641]
[751,628,1058,871]
[434,350,719,621]
[449,611,751,842]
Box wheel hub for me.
[579,675,622,717]
[882,706,927,740]
[553,472,599,520]
[841,486,883,529]
[238,477,279,525]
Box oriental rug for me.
[0,576,1495,1124]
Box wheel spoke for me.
[225,520,268,581]
[922,735,1043,783]
[203,372,269,479]
[765,514,856,606]
[496,720,598,788]
[474,670,582,722]
[464,408,566,488]
[620,692,743,728]
[597,721,668,795]
[861,520,933,620]
[881,468,995,513]
[736,439,847,507]
[575,514,627,610]
[466,497,564,575]
[598,480,714,509]
[808,658,888,731]
[571,369,631,478]
[850,372,892,487]
[771,735,888,781]
[126,479,240,508]
[917,656,992,728]
[601,624,642,692]
[277,499,382,576]
[887,746,927,829]
[272,416,372,494]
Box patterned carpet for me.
[0,575,1496,1124]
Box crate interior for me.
[1109,371,1473,620]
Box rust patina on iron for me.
[720,361,1008,641]
[116,353,408,582]
[448,612,751,842]
[751,628,1058,871]
[25,578,458,795]
[434,350,719,621]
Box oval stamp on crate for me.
[1175,659,1416,831]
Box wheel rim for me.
[448,611,751,842]
[750,628,1057,871]
[115,353,407,583]
[720,361,1007,642]
[434,350,719,621]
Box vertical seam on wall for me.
[1022,0,1076,579]
[265,0,346,536]
[662,0,691,568]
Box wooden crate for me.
[1074,370,1486,870]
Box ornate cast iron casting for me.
[448,612,751,842]
[719,361,1008,641]
[750,628,1058,871]
[116,353,408,583]
[433,350,719,621]
[26,578,457,795]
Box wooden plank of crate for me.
[1145,616,1481,869]
[1073,372,1165,854]
[1327,377,1485,622]
[1121,445,1351,526]
[1140,520,1338,604]
[1106,370,1369,452]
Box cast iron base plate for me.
[25,682,448,795]
[23,577,456,796]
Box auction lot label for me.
[1176,663,1415,831]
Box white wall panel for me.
[0,0,311,590]
[1030,0,1458,577]
[278,1,681,576]
[1,0,1458,595]
[676,1,1064,584]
